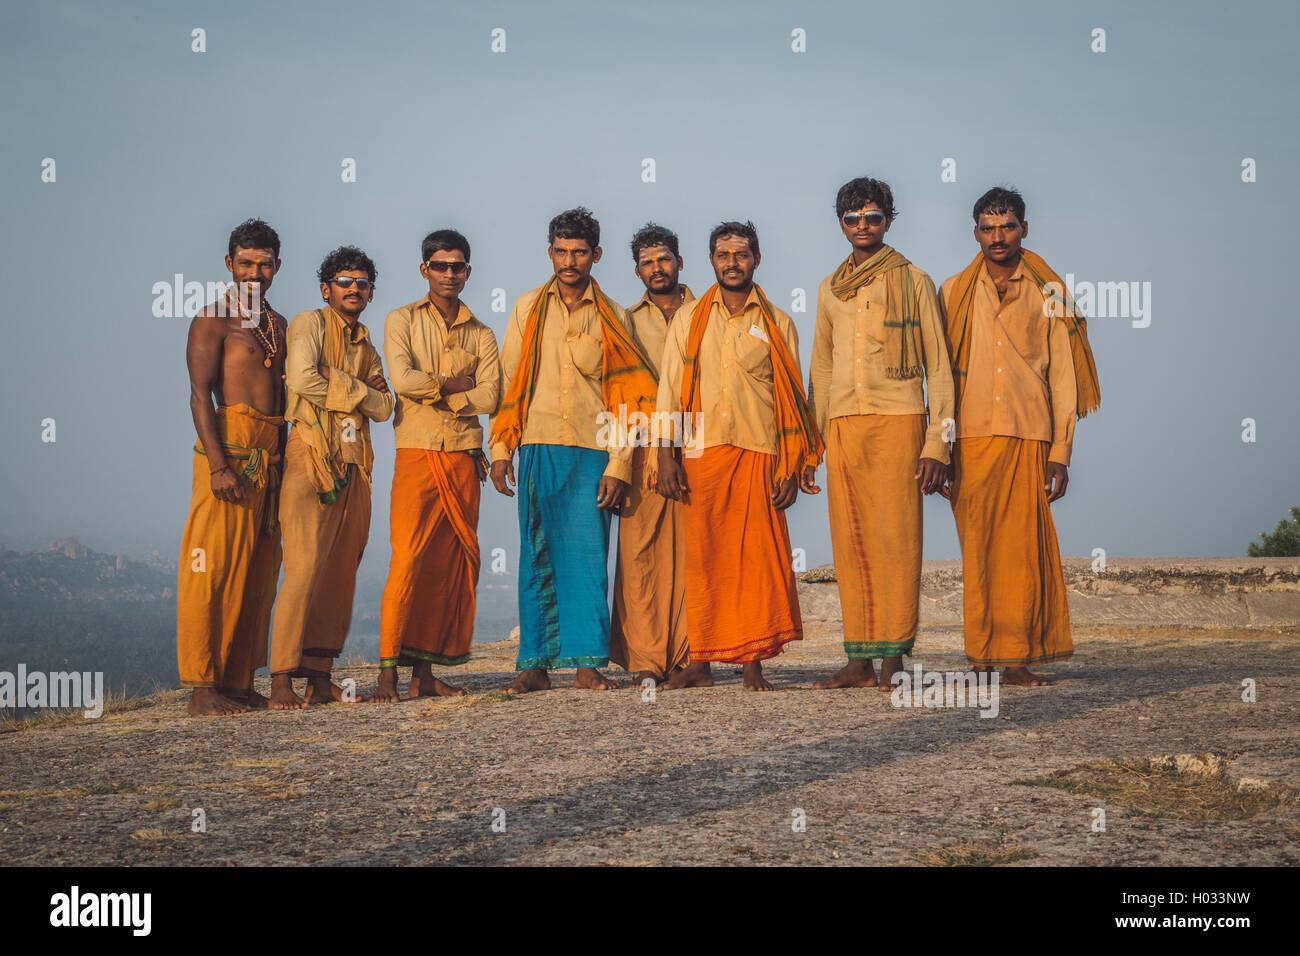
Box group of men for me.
[176,179,1099,716]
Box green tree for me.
[1247,506,1300,557]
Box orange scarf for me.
[680,283,823,485]
[489,276,659,474]
[943,249,1100,418]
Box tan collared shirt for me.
[625,284,695,379]
[808,263,955,464]
[939,261,1077,466]
[490,279,637,484]
[656,287,801,456]
[284,307,393,466]
[384,296,501,452]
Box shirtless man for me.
[177,218,288,716]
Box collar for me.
[633,283,694,315]
[546,278,596,306]
[415,295,475,329]
[325,305,370,344]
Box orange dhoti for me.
[681,444,802,663]
[380,449,481,667]
[827,413,925,659]
[269,429,371,678]
[176,403,283,696]
[950,436,1072,666]
[611,445,688,678]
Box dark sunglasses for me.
[426,260,469,276]
[331,276,372,289]
[841,210,888,228]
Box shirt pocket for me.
[734,328,774,383]
[439,344,478,378]
[566,331,603,380]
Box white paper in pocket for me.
[747,324,769,343]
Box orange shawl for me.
[680,283,823,485]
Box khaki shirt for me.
[625,284,695,379]
[490,279,638,484]
[939,261,1077,466]
[656,287,801,456]
[808,264,955,464]
[384,296,501,452]
[284,307,393,466]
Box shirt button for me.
[856,332,861,337]
[996,368,1002,373]
[856,359,862,364]
[723,363,729,368]
[996,340,1002,346]
[995,396,1001,402]
[563,363,569,369]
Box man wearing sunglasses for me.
[269,246,393,708]
[372,230,501,702]
[938,187,1100,685]
[488,208,659,694]
[808,178,954,692]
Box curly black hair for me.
[708,220,760,258]
[421,229,470,263]
[548,207,600,250]
[972,186,1026,224]
[317,245,377,284]
[835,178,897,220]
[228,218,280,258]
[630,223,680,262]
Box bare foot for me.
[369,667,401,703]
[505,668,551,695]
[187,687,248,716]
[303,677,356,704]
[742,662,774,691]
[573,667,619,690]
[814,659,878,689]
[663,661,713,690]
[1001,666,1052,686]
[241,690,270,709]
[268,676,306,710]
[407,672,467,697]
[877,655,905,691]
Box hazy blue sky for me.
[2,0,1297,583]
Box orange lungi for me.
[681,444,802,663]
[950,436,1073,666]
[176,404,282,696]
[610,445,689,678]
[380,449,481,667]
[827,414,926,659]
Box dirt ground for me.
[2,561,1297,866]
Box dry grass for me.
[0,685,183,734]
[910,839,1038,867]
[130,827,186,843]
[1014,754,1300,821]
[141,797,179,811]
[415,691,515,717]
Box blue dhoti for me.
[516,443,612,670]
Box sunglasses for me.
[425,260,469,276]
[331,276,372,289]
[841,210,888,228]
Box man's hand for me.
[443,374,475,394]
[656,446,689,501]
[597,476,628,512]
[317,364,331,380]
[367,374,389,394]
[490,459,515,497]
[916,457,946,495]
[938,462,955,500]
[1045,462,1069,503]
[799,465,821,495]
[771,474,799,511]
[210,464,244,503]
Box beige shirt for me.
[490,279,638,484]
[625,284,695,379]
[656,287,801,456]
[384,296,501,452]
[284,307,393,466]
[808,263,955,464]
[939,261,1077,466]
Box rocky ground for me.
[2,559,1297,866]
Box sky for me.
[2,0,1297,587]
